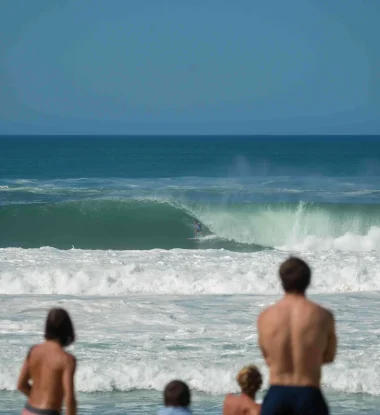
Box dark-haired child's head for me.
[164,380,191,407]
[45,308,75,347]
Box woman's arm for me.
[17,349,33,396]
[63,355,77,415]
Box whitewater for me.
[1,135,380,415]
[1,248,380,295]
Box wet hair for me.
[44,308,75,347]
[164,380,191,407]
[279,257,311,294]
[236,365,262,397]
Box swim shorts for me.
[261,385,329,415]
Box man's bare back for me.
[17,308,77,415]
[258,257,337,415]
[258,295,336,387]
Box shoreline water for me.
[4,390,380,415]
[2,292,380,414]
[2,294,380,391]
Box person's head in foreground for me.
[257,256,333,415]
[157,380,191,415]
[237,365,262,398]
[223,365,262,415]
[17,307,77,415]
[279,256,311,295]
[45,307,76,347]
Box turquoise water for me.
[0,135,380,414]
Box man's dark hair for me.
[164,380,191,407]
[45,308,75,347]
[279,257,311,294]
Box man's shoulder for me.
[303,300,335,328]
[258,299,334,322]
[257,303,278,324]
[258,300,283,315]
[307,299,334,318]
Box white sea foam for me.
[1,247,380,295]
[1,294,380,396]
[277,226,380,252]
[5,358,379,396]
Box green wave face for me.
[0,200,261,251]
[1,199,379,251]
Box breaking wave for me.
[0,199,379,252]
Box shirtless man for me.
[258,257,337,415]
[223,365,262,415]
[17,308,77,415]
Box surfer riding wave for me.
[194,220,204,238]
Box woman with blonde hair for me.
[223,365,263,415]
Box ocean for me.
[0,135,380,414]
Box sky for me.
[0,0,379,135]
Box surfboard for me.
[187,235,215,240]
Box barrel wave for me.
[0,200,200,250]
[1,199,379,252]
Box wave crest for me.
[0,199,379,252]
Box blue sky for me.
[0,0,379,135]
